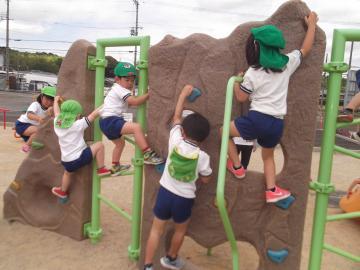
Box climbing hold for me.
[267,249,289,264]
[59,197,69,204]
[275,195,295,210]
[187,87,202,102]
[155,162,166,174]
[31,141,45,150]
[10,180,21,191]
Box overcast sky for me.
[0,0,360,69]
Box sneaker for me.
[143,264,153,270]
[21,144,31,153]
[350,131,360,142]
[143,150,164,165]
[160,256,185,270]
[226,159,245,179]
[337,109,354,122]
[110,164,131,176]
[266,186,291,203]
[97,167,111,176]
[51,187,68,199]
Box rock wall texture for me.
[140,1,326,269]
[3,40,96,240]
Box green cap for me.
[55,100,83,129]
[114,62,137,77]
[41,86,56,97]
[251,25,289,70]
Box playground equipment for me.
[83,36,150,260]
[308,29,360,269]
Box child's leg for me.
[61,171,72,192]
[220,121,241,167]
[167,219,190,259]
[121,122,148,150]
[111,138,125,164]
[90,142,106,168]
[22,126,38,146]
[239,145,253,169]
[144,217,167,265]
[261,147,276,189]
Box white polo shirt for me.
[54,117,91,162]
[240,50,302,118]
[18,102,47,125]
[160,125,212,199]
[100,83,132,118]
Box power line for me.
[10,46,138,54]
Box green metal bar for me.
[96,36,143,47]
[336,118,360,128]
[334,145,360,159]
[323,244,360,263]
[308,29,360,270]
[98,194,132,222]
[216,75,243,270]
[128,36,150,261]
[86,42,106,243]
[327,211,360,222]
[123,135,136,145]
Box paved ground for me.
[0,90,36,123]
[0,127,359,270]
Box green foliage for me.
[4,48,63,74]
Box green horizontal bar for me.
[337,29,360,42]
[124,135,136,145]
[333,145,360,159]
[323,243,360,262]
[336,118,360,129]
[98,194,132,222]
[327,211,360,222]
[96,36,147,47]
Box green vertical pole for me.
[128,36,150,260]
[308,29,347,270]
[87,43,106,243]
[216,76,243,270]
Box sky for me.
[0,0,360,69]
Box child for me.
[143,85,212,270]
[231,136,255,173]
[222,12,318,203]
[99,61,164,176]
[51,97,111,199]
[15,86,56,153]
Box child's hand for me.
[46,106,54,117]
[305,11,318,27]
[347,178,360,198]
[181,84,194,97]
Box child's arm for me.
[126,93,149,106]
[233,72,249,103]
[300,11,318,57]
[87,105,103,123]
[173,85,193,125]
[27,112,45,124]
[53,96,62,118]
[199,175,211,184]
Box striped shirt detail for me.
[122,93,131,101]
[240,84,253,94]
[85,117,91,127]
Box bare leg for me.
[144,217,167,265]
[90,142,105,168]
[22,125,38,146]
[111,138,125,163]
[61,171,72,192]
[346,92,360,110]
[121,122,149,150]
[220,121,241,167]
[167,219,191,258]
[262,147,276,189]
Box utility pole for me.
[131,0,139,66]
[5,0,10,90]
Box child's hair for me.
[36,93,54,105]
[245,34,283,73]
[182,113,210,142]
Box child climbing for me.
[99,61,164,176]
[15,86,56,153]
[143,85,212,270]
[51,97,111,199]
[232,136,256,173]
[221,11,318,203]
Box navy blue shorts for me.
[234,111,284,148]
[15,120,32,142]
[99,116,126,140]
[153,186,194,224]
[61,147,93,172]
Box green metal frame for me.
[83,36,150,261]
[216,75,243,270]
[308,29,360,269]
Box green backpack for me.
[168,147,199,183]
